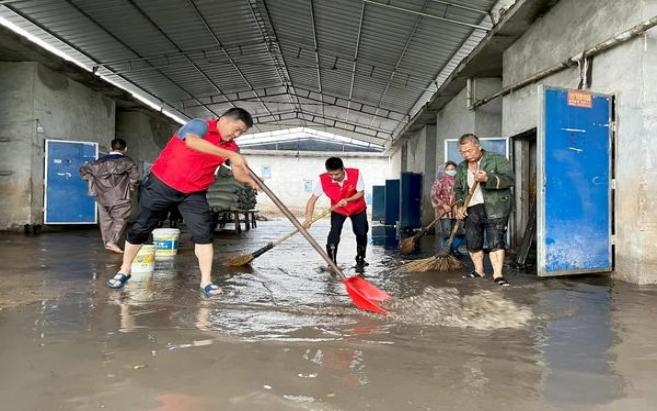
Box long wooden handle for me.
[412,209,447,240]
[443,181,480,252]
[247,167,347,280]
[250,208,334,259]
[271,207,334,247]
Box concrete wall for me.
[387,146,403,179]
[242,150,389,216]
[0,62,176,230]
[0,62,116,229]
[502,0,657,283]
[115,110,178,175]
[404,125,438,224]
[32,64,116,225]
[0,62,36,230]
[435,79,503,165]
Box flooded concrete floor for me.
[1,220,657,410]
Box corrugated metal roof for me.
[0,0,498,145]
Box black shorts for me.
[464,204,508,252]
[127,174,213,245]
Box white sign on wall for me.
[303,179,314,192]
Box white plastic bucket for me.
[153,228,181,259]
[131,245,155,273]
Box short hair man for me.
[454,133,514,286]
[303,157,369,268]
[80,138,139,253]
[106,108,258,296]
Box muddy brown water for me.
[1,220,656,410]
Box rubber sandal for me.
[494,277,510,287]
[463,271,484,279]
[201,283,222,297]
[107,273,130,289]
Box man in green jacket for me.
[454,133,514,286]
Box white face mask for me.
[445,170,457,177]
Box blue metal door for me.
[399,172,422,229]
[45,140,98,224]
[384,179,400,226]
[537,86,613,276]
[372,185,385,222]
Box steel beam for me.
[178,86,406,122]
[2,2,194,120]
[248,0,306,126]
[345,2,365,124]
[363,0,490,31]
[61,0,220,118]
[368,0,430,128]
[177,84,407,119]
[125,0,237,114]
[308,0,325,123]
[186,0,274,117]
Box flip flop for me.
[463,271,484,279]
[107,273,130,289]
[494,277,510,287]
[201,283,222,297]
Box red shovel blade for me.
[344,276,390,302]
[344,280,388,315]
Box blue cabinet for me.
[372,185,385,222]
[384,179,400,226]
[400,172,422,229]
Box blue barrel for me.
[384,179,400,226]
[400,172,422,229]
[372,185,385,222]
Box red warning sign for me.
[567,90,592,108]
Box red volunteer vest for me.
[150,119,238,193]
[320,168,367,217]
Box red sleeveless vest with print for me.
[150,119,238,193]
[320,168,367,217]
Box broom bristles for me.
[400,254,463,272]
[399,237,416,254]
[224,254,255,267]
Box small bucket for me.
[131,245,155,273]
[153,228,181,259]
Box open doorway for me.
[510,128,537,270]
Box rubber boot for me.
[326,244,338,265]
[355,245,369,268]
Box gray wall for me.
[404,125,437,225]
[33,64,116,225]
[502,0,657,283]
[242,150,389,216]
[0,62,116,229]
[0,62,37,229]
[115,110,178,175]
[435,79,503,165]
[0,62,175,230]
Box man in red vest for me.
[303,157,369,268]
[106,108,258,296]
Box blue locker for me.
[400,172,422,229]
[370,224,398,248]
[45,140,98,224]
[371,185,385,222]
[384,179,400,226]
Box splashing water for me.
[383,287,533,330]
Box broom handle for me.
[444,181,480,250]
[247,166,347,280]
[414,209,449,240]
[270,207,334,247]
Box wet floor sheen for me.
[1,220,656,410]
